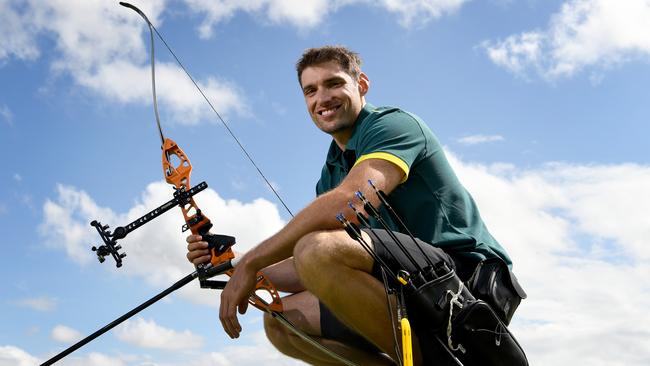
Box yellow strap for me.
[354,152,410,183]
[401,318,413,366]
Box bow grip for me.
[204,234,237,266]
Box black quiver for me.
[467,257,527,325]
[406,264,528,366]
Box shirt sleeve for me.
[353,109,427,182]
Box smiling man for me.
[186,46,517,365]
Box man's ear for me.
[358,72,370,96]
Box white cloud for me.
[13,173,22,182]
[40,181,285,306]
[185,0,469,38]
[482,0,650,79]
[41,184,117,265]
[0,1,39,63]
[186,330,305,366]
[457,134,505,145]
[51,325,82,344]
[3,0,246,125]
[115,317,203,350]
[14,296,57,312]
[51,352,127,366]
[2,331,304,366]
[482,31,545,77]
[447,152,650,365]
[74,59,248,125]
[0,346,40,366]
[0,104,13,126]
[379,0,468,28]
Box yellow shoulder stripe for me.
[354,152,410,183]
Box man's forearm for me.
[240,187,351,272]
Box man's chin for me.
[320,123,353,136]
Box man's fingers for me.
[220,294,242,338]
[238,299,249,315]
[219,297,234,338]
[189,254,212,265]
[186,249,211,263]
[187,241,208,251]
[186,236,210,264]
[186,234,203,243]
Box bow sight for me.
[90,181,209,268]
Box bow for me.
[41,2,358,365]
[91,1,283,315]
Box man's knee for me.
[294,231,336,263]
[294,230,375,289]
[293,231,340,281]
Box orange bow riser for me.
[161,137,283,313]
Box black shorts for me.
[319,229,477,354]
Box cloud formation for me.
[0,346,40,366]
[185,0,469,38]
[0,104,12,126]
[482,0,650,80]
[115,317,203,350]
[448,154,650,365]
[0,2,39,62]
[185,330,304,366]
[1,0,246,125]
[2,330,305,366]
[51,325,82,344]
[13,296,58,312]
[457,134,505,145]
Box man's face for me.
[300,61,368,138]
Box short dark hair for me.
[296,45,362,84]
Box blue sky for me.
[1,0,649,365]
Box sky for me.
[1,0,649,365]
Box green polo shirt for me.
[316,103,512,266]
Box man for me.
[186,46,514,365]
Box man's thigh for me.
[317,229,460,357]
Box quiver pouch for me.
[467,258,527,325]
[406,269,474,332]
[453,300,529,366]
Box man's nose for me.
[315,87,333,104]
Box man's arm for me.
[244,157,404,274]
[215,157,405,338]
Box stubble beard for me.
[316,117,355,136]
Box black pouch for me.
[467,258,527,325]
[406,268,475,365]
[453,300,529,366]
[406,269,475,332]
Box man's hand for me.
[186,234,257,338]
[219,260,257,338]
[186,234,211,265]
